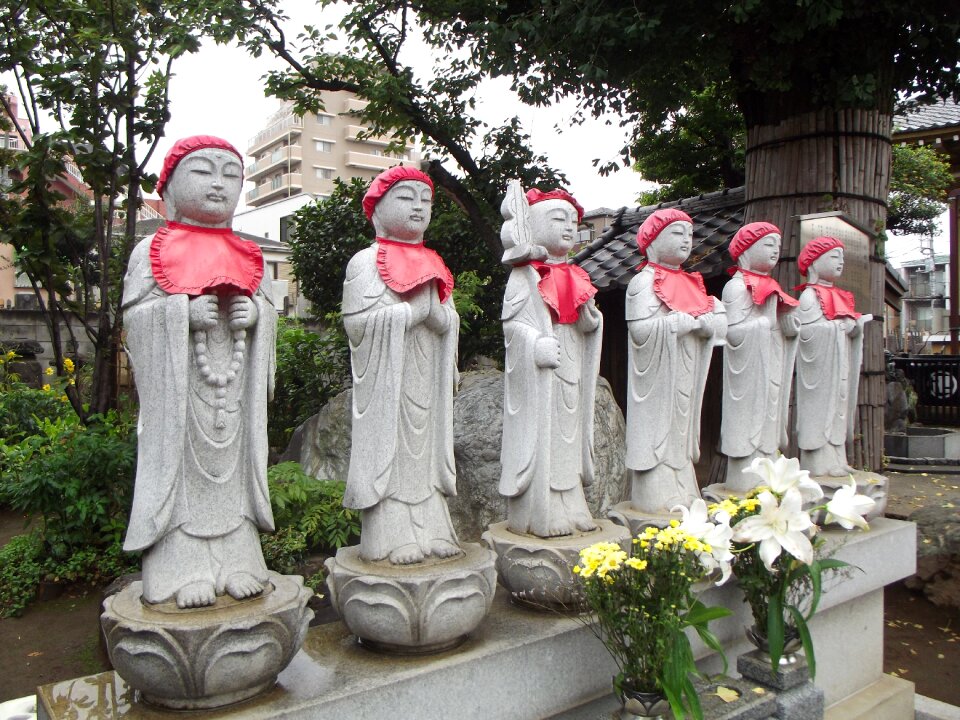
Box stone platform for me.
[38,518,916,720]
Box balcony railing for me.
[247,115,303,154]
[245,173,302,205]
[245,145,302,180]
[344,151,408,172]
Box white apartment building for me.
[245,91,421,208]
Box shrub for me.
[0,531,139,618]
[0,409,137,557]
[265,462,360,552]
[269,316,350,450]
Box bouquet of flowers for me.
[711,456,876,675]
[574,502,734,720]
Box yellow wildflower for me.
[60,394,68,403]
[669,519,680,528]
[63,358,75,373]
[68,378,75,386]
[42,383,51,392]
[5,350,15,360]
[44,366,55,376]
[625,557,648,571]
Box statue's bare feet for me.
[544,522,573,537]
[225,573,264,600]
[429,539,461,559]
[573,518,598,532]
[389,544,425,565]
[176,581,216,609]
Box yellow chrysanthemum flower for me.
[42,383,51,392]
[44,366,55,376]
[625,557,648,571]
[60,395,68,403]
[63,358,75,373]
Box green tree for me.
[0,0,209,419]
[203,1,568,260]
[886,144,953,237]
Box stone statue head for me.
[798,236,845,284]
[158,136,243,228]
[363,166,434,243]
[730,222,781,274]
[637,208,694,268]
[526,189,583,262]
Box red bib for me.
[643,262,715,317]
[150,222,263,297]
[526,261,597,324]
[376,238,454,303]
[795,283,860,320]
[730,267,799,309]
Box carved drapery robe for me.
[625,266,726,513]
[122,236,276,604]
[720,272,798,487]
[796,285,864,475]
[342,244,459,561]
[499,264,601,537]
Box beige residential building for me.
[245,91,421,207]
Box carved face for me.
[812,247,844,282]
[739,233,781,274]
[165,148,242,226]
[530,199,578,259]
[372,180,432,242]
[648,221,693,266]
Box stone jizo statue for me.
[795,237,872,477]
[720,222,800,489]
[625,208,727,513]
[342,166,461,565]
[122,136,276,608]
[499,187,602,537]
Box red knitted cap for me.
[729,222,781,260]
[156,135,242,198]
[798,236,845,276]
[636,208,693,253]
[362,166,434,221]
[525,188,585,222]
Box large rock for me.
[905,505,960,609]
[285,369,628,542]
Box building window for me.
[315,114,333,126]
[280,215,294,244]
[314,140,333,153]
[268,261,279,280]
[314,167,335,180]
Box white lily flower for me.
[673,499,735,585]
[825,479,875,530]
[742,455,824,503]
[731,488,814,570]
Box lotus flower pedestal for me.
[100,572,313,710]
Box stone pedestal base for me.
[482,520,631,610]
[100,572,313,710]
[737,648,824,720]
[607,501,680,536]
[324,542,496,654]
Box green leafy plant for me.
[269,316,350,449]
[265,462,360,553]
[0,530,139,618]
[0,409,137,557]
[574,516,733,720]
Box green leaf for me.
[786,604,816,679]
[766,591,785,671]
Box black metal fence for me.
[892,355,960,425]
